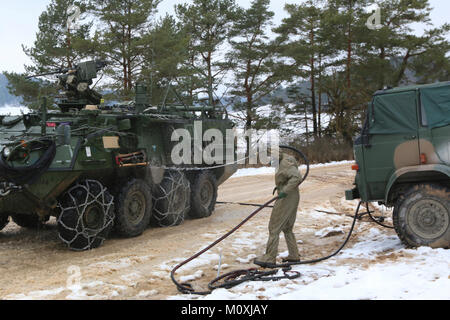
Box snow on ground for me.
[1,155,447,300]
[232,161,354,178]
[0,105,30,115]
[176,237,449,301]
[2,196,448,300]
[170,200,449,301]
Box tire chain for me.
[57,180,115,251]
[152,171,191,227]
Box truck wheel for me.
[115,179,153,237]
[0,213,9,231]
[152,171,191,228]
[11,214,48,229]
[189,171,218,219]
[57,180,115,251]
[394,184,450,249]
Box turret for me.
[57,60,107,112]
[27,60,108,112]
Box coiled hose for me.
[170,145,311,295]
[0,139,56,185]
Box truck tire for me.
[115,179,153,238]
[11,214,48,229]
[0,213,9,231]
[189,170,218,219]
[57,180,115,251]
[152,171,191,228]
[394,184,450,249]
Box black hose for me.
[262,201,363,268]
[0,139,56,185]
[170,147,384,295]
[170,146,311,295]
[169,145,393,294]
[170,196,279,295]
[207,202,365,291]
[365,203,395,229]
[171,200,365,295]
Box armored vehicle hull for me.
[0,61,237,251]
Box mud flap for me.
[346,188,360,201]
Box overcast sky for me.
[0,0,449,73]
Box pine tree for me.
[89,0,160,95]
[176,0,238,106]
[324,0,370,89]
[228,0,285,130]
[360,0,450,88]
[24,0,92,74]
[275,0,330,138]
[5,0,92,109]
[139,15,193,106]
[226,0,286,162]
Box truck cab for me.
[347,82,450,249]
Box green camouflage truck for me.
[346,82,450,249]
[0,61,237,251]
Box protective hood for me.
[275,153,302,194]
[277,154,299,172]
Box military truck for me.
[0,61,237,251]
[346,82,450,249]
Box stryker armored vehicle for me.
[346,82,450,249]
[0,61,237,251]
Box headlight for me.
[3,147,11,158]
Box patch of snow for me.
[173,253,220,272]
[120,272,142,284]
[162,196,449,301]
[338,229,403,260]
[137,290,159,298]
[89,258,133,271]
[0,105,30,116]
[232,161,354,178]
[185,232,450,300]
[3,287,65,300]
[169,202,449,301]
[179,270,205,283]
[236,254,257,264]
[315,227,345,239]
[214,264,230,271]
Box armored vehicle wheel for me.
[11,214,48,229]
[189,171,218,219]
[394,184,450,249]
[115,179,153,237]
[0,213,9,231]
[57,180,115,251]
[152,171,191,228]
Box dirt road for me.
[0,163,393,300]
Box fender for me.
[385,164,450,204]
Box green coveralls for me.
[256,154,302,264]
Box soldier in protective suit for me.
[254,153,302,268]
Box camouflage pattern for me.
[346,82,450,248]
[347,83,450,206]
[255,154,302,265]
